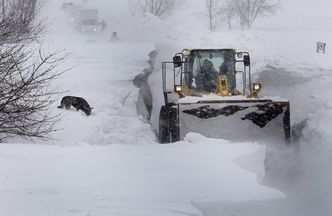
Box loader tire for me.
[159,105,179,144]
[283,104,291,143]
[159,106,170,143]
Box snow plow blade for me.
[178,99,290,143]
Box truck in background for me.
[76,9,98,33]
[62,3,98,33]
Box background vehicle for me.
[75,9,98,33]
[63,4,98,33]
[159,49,291,143]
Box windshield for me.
[185,50,236,93]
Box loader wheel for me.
[159,106,170,143]
[283,104,291,143]
[159,105,179,144]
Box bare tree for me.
[206,0,224,31]
[0,44,65,142]
[232,0,281,29]
[130,0,176,18]
[205,0,239,31]
[0,0,66,142]
[222,0,237,30]
[0,0,44,43]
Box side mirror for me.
[243,55,250,66]
[173,56,182,68]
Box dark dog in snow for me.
[57,96,93,116]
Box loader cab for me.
[177,49,253,97]
[182,49,237,96]
[162,48,253,103]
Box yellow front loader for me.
[158,49,290,144]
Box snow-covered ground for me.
[0,135,285,216]
[1,0,332,215]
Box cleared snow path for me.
[47,35,156,145]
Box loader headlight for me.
[253,83,262,92]
[236,53,243,58]
[175,85,182,92]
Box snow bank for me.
[0,134,284,216]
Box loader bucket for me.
[178,99,290,143]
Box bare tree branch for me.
[0,43,67,142]
[0,0,67,142]
[232,0,281,29]
[0,0,45,43]
[205,0,226,31]
[130,0,176,18]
